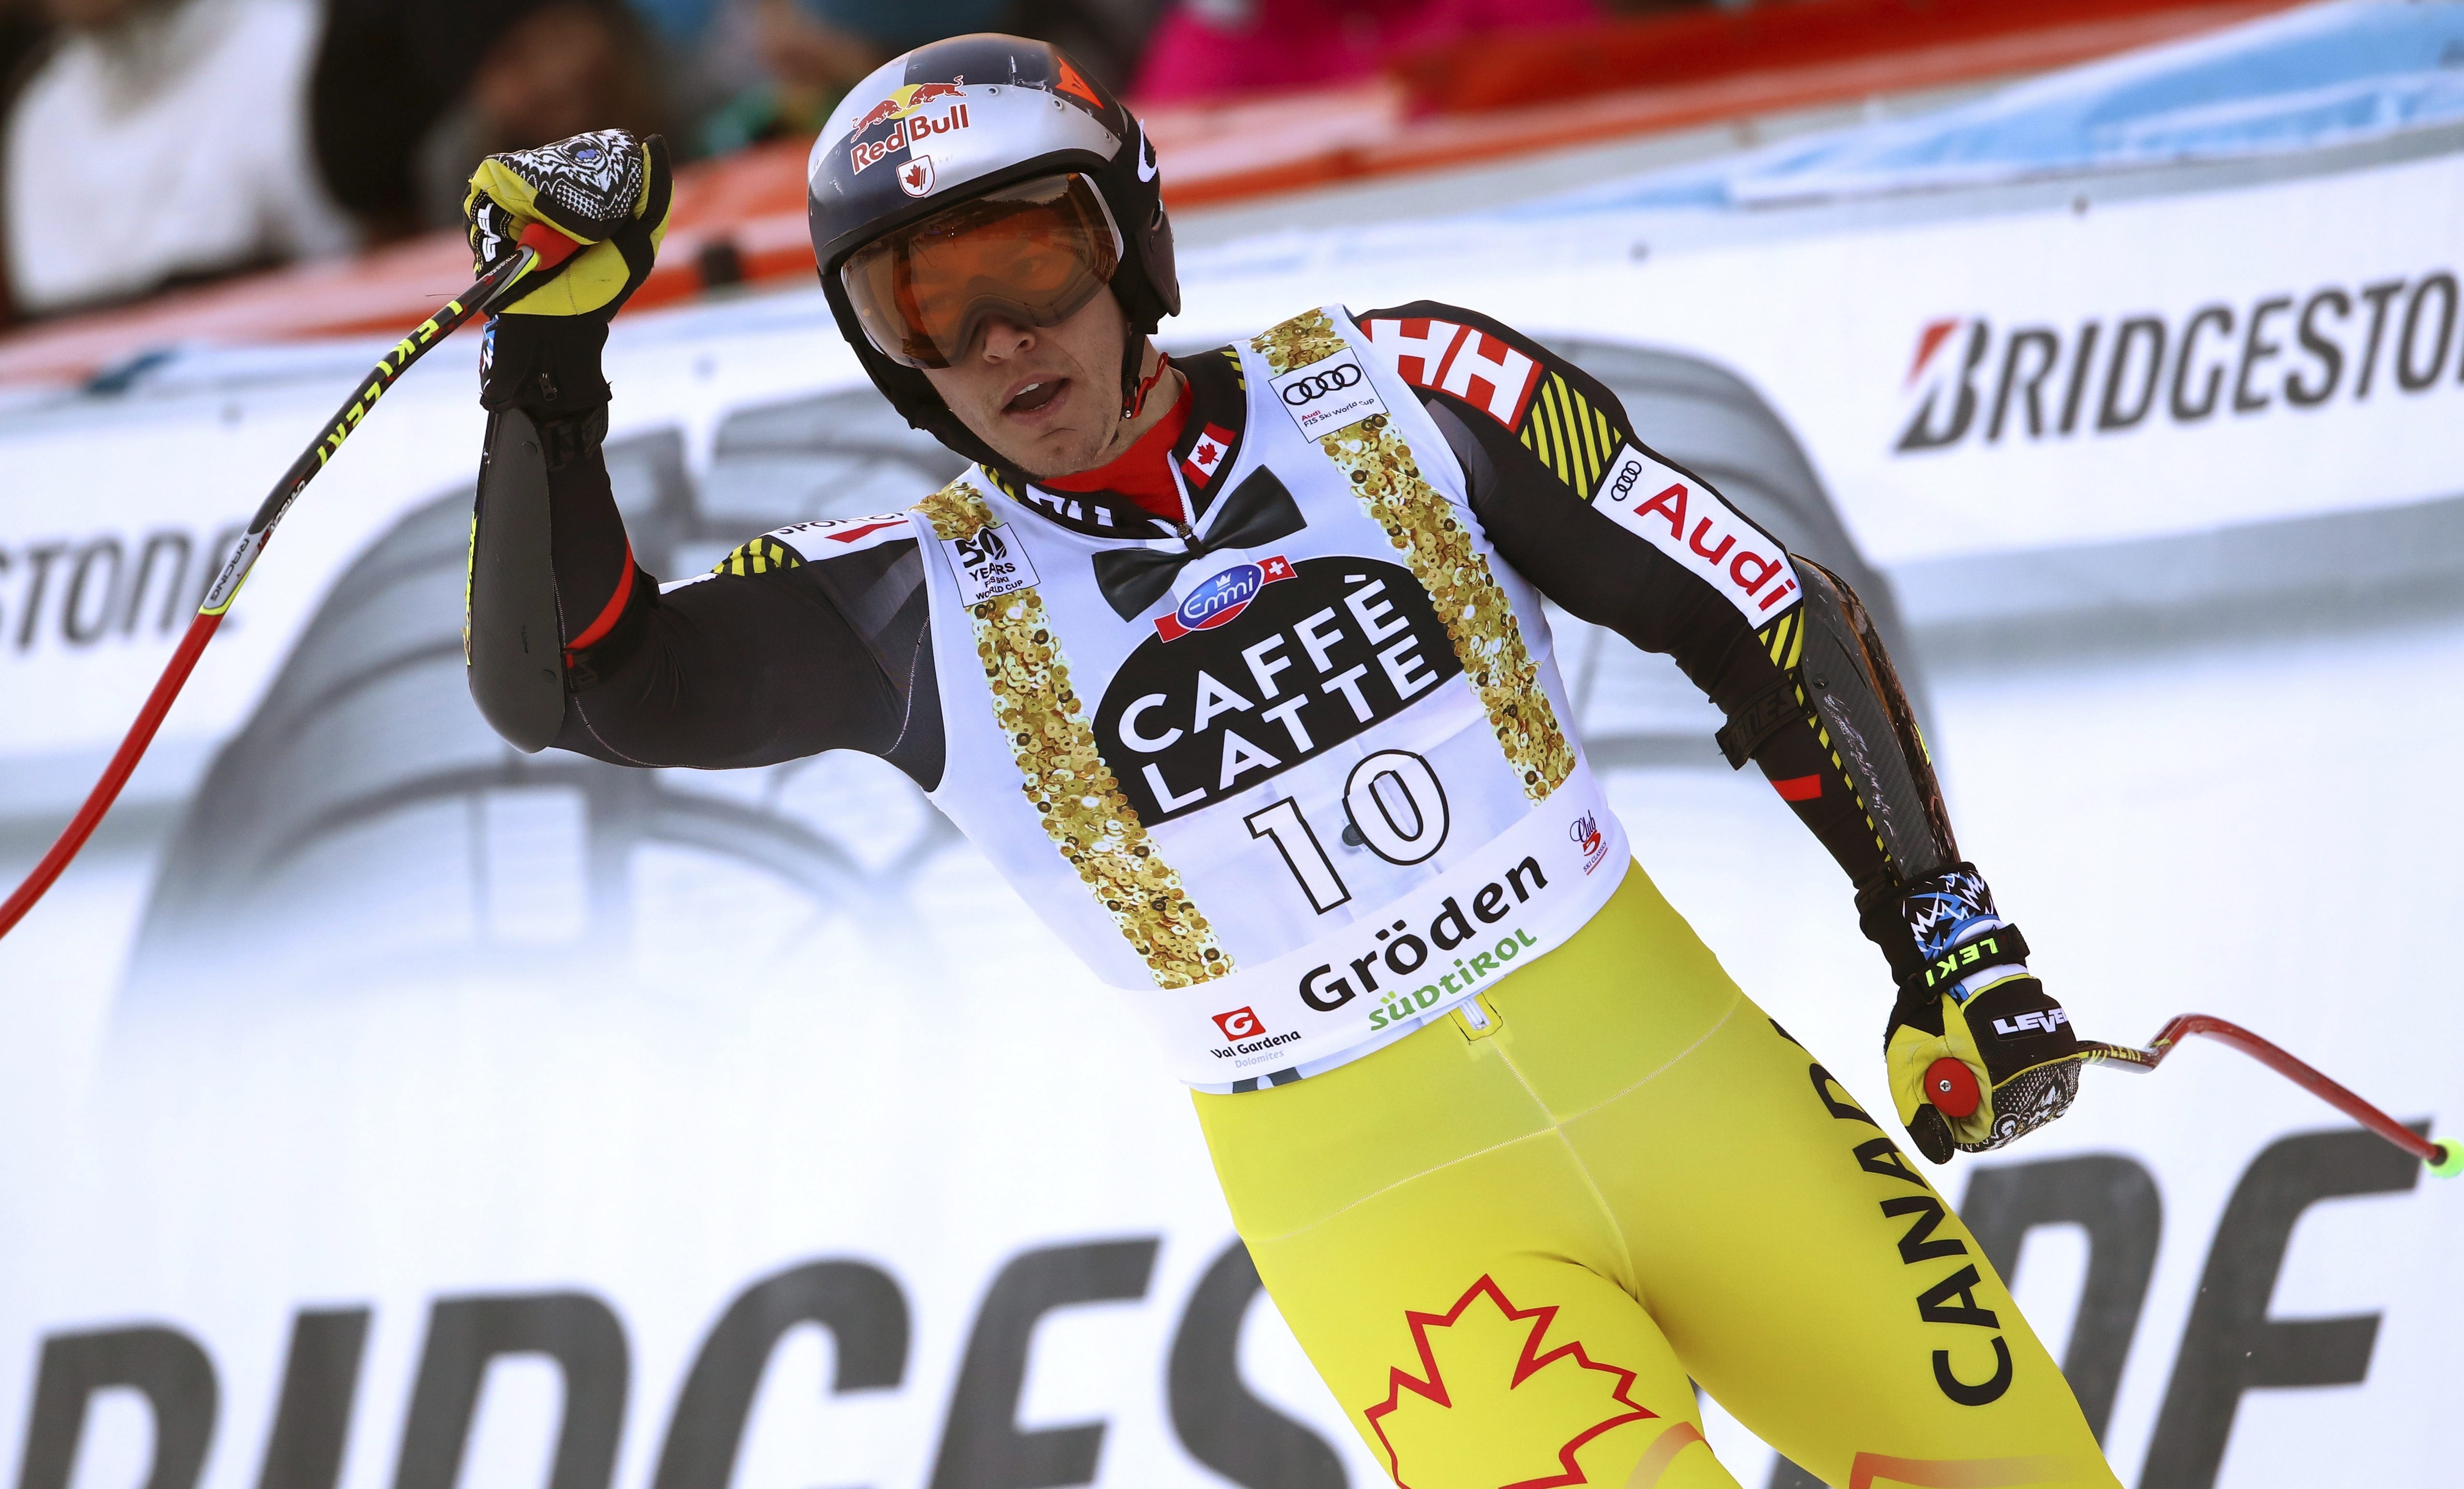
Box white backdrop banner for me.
[1,136,2458,1489]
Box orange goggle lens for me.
[841,173,1123,369]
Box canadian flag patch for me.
[1182,423,1236,489]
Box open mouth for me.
[1003,378,1066,416]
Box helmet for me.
[806,34,1179,466]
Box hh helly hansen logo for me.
[1593,445,1801,623]
[1361,317,1544,429]
[1993,1009,2070,1038]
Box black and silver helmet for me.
[806,34,1179,465]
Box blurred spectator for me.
[0,0,49,98]
[695,0,1001,156]
[1006,0,1163,96]
[1135,0,1601,103]
[697,0,1160,158]
[314,0,668,243]
[1,0,356,321]
[995,0,1158,97]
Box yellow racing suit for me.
[1200,866,2115,1489]
[470,296,2112,1485]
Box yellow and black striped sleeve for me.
[1357,301,1958,982]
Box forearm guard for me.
[1792,557,1958,887]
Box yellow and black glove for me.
[1881,864,2089,1163]
[465,129,673,416]
[466,128,673,318]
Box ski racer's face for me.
[920,289,1148,478]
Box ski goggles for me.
[841,173,1124,369]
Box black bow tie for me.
[1092,467,1306,621]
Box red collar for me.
[1042,377,1192,521]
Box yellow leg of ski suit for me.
[1194,864,2120,1489]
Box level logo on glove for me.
[465,129,673,321]
[1882,865,2088,1163]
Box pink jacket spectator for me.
[1134,0,1601,104]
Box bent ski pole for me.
[2079,1014,2458,1171]
[0,238,560,943]
[1932,1013,2458,1175]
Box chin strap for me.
[1121,342,1169,420]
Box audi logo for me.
[1281,364,1363,404]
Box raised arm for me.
[459,130,941,785]
[1360,301,2089,1161]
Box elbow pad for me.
[1789,559,1958,882]
[466,408,569,752]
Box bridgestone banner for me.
[2,145,2457,1489]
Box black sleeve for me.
[466,316,943,786]
[1355,302,1956,983]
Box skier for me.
[461,34,2117,1488]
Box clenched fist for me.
[464,129,672,322]
[1881,864,2090,1163]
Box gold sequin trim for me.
[912,479,1230,988]
[1252,309,1576,800]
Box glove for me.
[465,130,673,413]
[465,128,673,319]
[1880,864,2089,1164]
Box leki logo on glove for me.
[1929,939,2010,986]
[1992,1008,2070,1038]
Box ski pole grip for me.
[1925,1057,1981,1119]
[519,222,584,271]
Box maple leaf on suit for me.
[1364,1275,1658,1489]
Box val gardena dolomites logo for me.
[1207,1005,1302,1067]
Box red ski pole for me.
[0,234,566,943]
[1927,1013,2459,1175]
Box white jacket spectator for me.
[4,0,357,317]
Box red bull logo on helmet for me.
[852,81,965,136]
[848,83,972,174]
